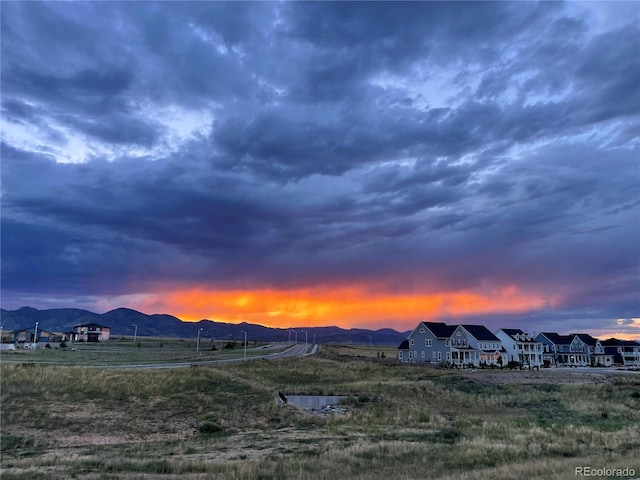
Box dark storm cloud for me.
[280,2,557,97]
[1,2,638,331]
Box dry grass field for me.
[1,344,639,479]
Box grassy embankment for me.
[1,344,639,479]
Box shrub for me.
[60,342,67,349]
[198,421,227,436]
[1,434,35,451]
[430,427,463,444]
[418,413,430,423]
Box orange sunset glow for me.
[131,284,552,330]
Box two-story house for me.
[397,322,457,364]
[496,328,543,368]
[450,325,502,367]
[536,332,590,366]
[602,338,640,367]
[72,323,110,342]
[573,333,613,367]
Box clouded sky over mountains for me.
[2,2,639,338]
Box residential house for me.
[450,325,503,367]
[397,340,410,363]
[73,323,110,342]
[573,334,613,367]
[397,322,456,364]
[12,328,55,344]
[602,339,640,367]
[496,328,543,368]
[535,333,590,366]
[1,329,13,343]
[13,329,33,344]
[1,329,16,350]
[535,332,563,366]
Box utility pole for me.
[241,330,247,361]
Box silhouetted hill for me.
[0,306,409,345]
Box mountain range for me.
[0,306,409,346]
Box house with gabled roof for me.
[535,332,590,366]
[397,322,456,364]
[397,340,410,363]
[450,325,503,367]
[536,332,565,366]
[573,333,613,367]
[602,338,640,367]
[496,328,543,368]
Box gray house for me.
[573,333,613,367]
[397,340,410,362]
[602,338,640,366]
[398,321,503,367]
[450,325,503,367]
[397,322,456,364]
[535,332,590,366]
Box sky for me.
[1,1,639,339]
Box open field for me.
[2,345,640,479]
[0,337,291,367]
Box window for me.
[446,352,450,360]
[445,340,449,347]
[399,352,403,359]
[432,351,436,357]
[456,331,461,336]
[420,328,425,333]
[421,351,425,358]
[438,352,442,361]
[425,339,432,347]
[410,339,414,346]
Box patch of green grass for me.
[418,412,430,423]
[1,434,36,452]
